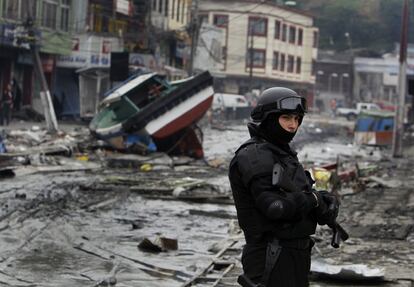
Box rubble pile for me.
[0,115,413,286]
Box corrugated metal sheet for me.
[354,112,394,146]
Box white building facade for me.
[198,0,319,104]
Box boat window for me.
[125,78,169,109]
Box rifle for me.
[272,163,349,248]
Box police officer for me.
[229,87,338,287]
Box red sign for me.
[72,38,79,51]
[102,40,111,54]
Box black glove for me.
[313,190,339,225]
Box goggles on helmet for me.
[255,96,307,114]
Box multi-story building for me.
[314,50,353,111]
[0,0,73,115]
[352,44,414,107]
[150,0,192,80]
[198,0,319,106]
[55,0,152,118]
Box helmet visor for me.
[279,97,307,113]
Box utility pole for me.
[25,4,58,133]
[248,25,254,92]
[188,0,199,75]
[392,0,409,158]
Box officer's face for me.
[278,114,300,133]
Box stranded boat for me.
[90,71,214,158]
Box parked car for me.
[212,93,251,120]
[336,102,381,121]
[212,93,248,110]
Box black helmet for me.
[250,87,307,123]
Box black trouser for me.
[241,238,312,287]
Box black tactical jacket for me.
[229,131,317,244]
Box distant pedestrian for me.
[1,84,13,126]
[330,99,337,117]
[12,78,22,112]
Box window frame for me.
[313,31,319,48]
[280,53,285,71]
[281,23,287,42]
[171,0,175,19]
[311,59,316,75]
[287,55,295,73]
[272,51,279,70]
[164,0,168,17]
[181,0,185,23]
[248,16,268,37]
[289,26,296,44]
[246,48,266,68]
[60,0,71,31]
[176,0,180,21]
[274,20,281,39]
[41,0,59,29]
[213,14,228,28]
[3,0,19,19]
[158,0,163,14]
[198,13,208,24]
[296,57,301,74]
[298,28,303,46]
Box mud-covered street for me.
[1,115,414,287]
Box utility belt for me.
[274,237,312,250]
[245,235,312,250]
[239,236,313,287]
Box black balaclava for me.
[260,112,302,146]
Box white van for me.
[212,93,249,111]
[212,93,251,120]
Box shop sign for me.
[57,54,88,67]
[57,36,121,68]
[116,0,131,16]
[129,53,159,70]
[90,54,110,66]
[0,23,40,49]
[72,38,80,51]
[176,41,190,59]
[102,40,112,54]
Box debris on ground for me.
[1,115,414,286]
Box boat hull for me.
[147,86,214,138]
